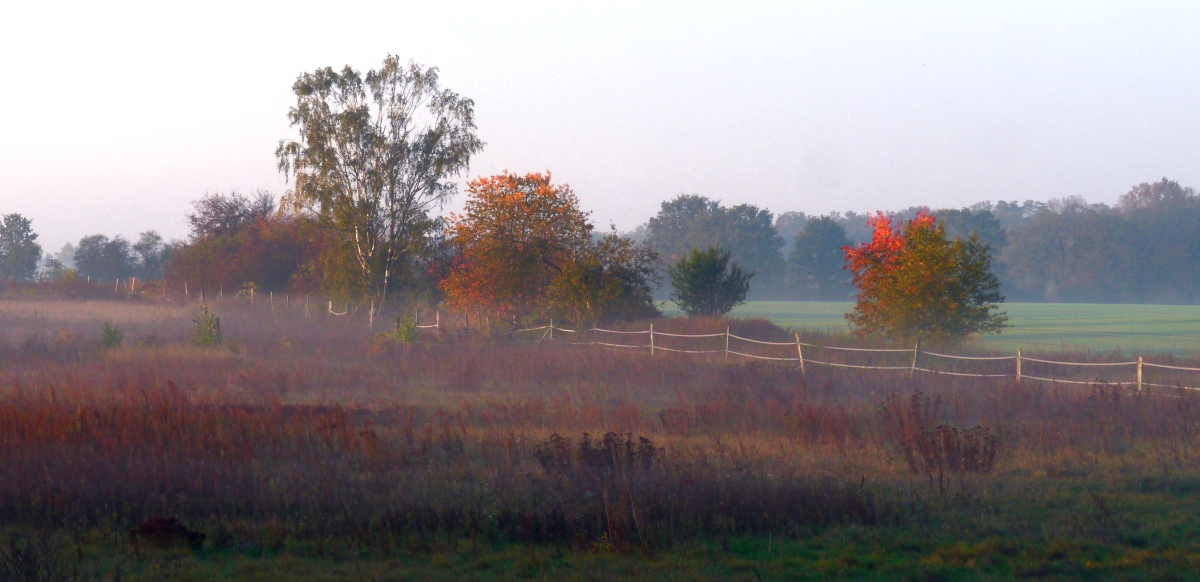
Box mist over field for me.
[3,3,1200,580]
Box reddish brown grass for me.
[1,296,1199,552]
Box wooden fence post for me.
[796,333,805,374]
[650,324,655,356]
[725,326,730,359]
[910,340,920,377]
[1016,349,1022,383]
[1137,356,1143,392]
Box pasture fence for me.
[117,283,1200,392]
[498,322,1200,393]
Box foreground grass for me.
[14,467,1200,580]
[24,516,1200,580]
[5,298,1200,580]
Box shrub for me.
[99,322,123,348]
[669,245,752,317]
[392,315,418,345]
[0,531,93,582]
[879,391,1001,492]
[192,306,221,346]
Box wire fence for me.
[493,321,1200,393]
[147,284,1200,393]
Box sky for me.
[1,1,1198,251]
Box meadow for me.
[3,293,1200,580]
[719,301,1200,354]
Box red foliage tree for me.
[441,171,659,325]
[844,210,1006,342]
[441,172,592,323]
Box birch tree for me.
[276,56,483,302]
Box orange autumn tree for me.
[441,171,660,325]
[844,210,1006,342]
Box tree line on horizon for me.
[7,173,1196,307]
[628,176,1200,304]
[1,54,1195,311]
[9,175,1195,305]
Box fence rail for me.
[500,322,1200,393]
[149,286,1200,394]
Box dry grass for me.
[2,295,1200,578]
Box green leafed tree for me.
[648,195,784,294]
[788,215,852,299]
[0,214,42,281]
[669,245,752,317]
[937,207,1006,250]
[74,235,135,282]
[548,232,661,325]
[276,56,484,303]
[132,231,175,280]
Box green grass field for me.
[682,301,1200,354]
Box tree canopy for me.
[74,235,135,282]
[845,211,1006,342]
[276,56,483,303]
[168,204,327,294]
[669,245,752,317]
[0,214,42,281]
[648,195,784,295]
[132,231,174,280]
[1000,181,1200,303]
[186,191,275,240]
[441,172,659,325]
[788,216,852,300]
[774,211,808,243]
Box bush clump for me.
[99,322,123,348]
[392,314,418,345]
[192,306,222,346]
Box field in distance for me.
[684,301,1200,354]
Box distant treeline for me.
[629,177,1200,304]
[32,190,437,301]
[6,177,1198,305]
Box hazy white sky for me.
[2,1,1198,250]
